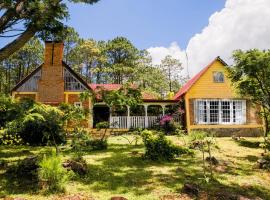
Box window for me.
[195,99,246,125]
[64,68,86,91]
[213,72,224,83]
[74,102,82,108]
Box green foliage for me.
[0,94,19,127]
[0,37,44,93]
[71,128,108,152]
[100,84,142,109]
[0,0,100,61]
[7,104,66,146]
[39,152,68,193]
[0,131,23,145]
[189,131,217,179]
[86,139,108,151]
[71,129,92,157]
[141,130,191,161]
[159,55,187,93]
[58,103,88,127]
[105,37,140,84]
[227,49,270,136]
[96,121,110,130]
[0,96,67,146]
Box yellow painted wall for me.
[186,60,236,99]
[184,59,263,132]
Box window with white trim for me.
[195,99,246,125]
[74,102,82,108]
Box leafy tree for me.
[105,37,140,84]
[227,49,270,137]
[160,55,186,92]
[0,37,43,93]
[63,27,80,64]
[133,50,168,97]
[71,39,106,82]
[0,0,100,61]
[100,84,142,109]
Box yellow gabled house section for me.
[183,58,263,133]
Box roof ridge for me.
[173,57,227,100]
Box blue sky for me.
[2,0,270,76]
[67,0,225,49]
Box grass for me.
[0,135,270,200]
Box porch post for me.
[127,105,131,129]
[109,107,112,128]
[144,104,148,128]
[162,105,166,116]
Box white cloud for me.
[147,0,270,77]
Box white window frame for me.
[74,102,82,108]
[194,99,246,125]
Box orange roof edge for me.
[173,57,227,100]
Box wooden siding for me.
[16,69,41,92]
[185,59,263,133]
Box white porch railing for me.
[109,115,180,129]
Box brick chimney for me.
[38,41,65,104]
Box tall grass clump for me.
[38,152,67,193]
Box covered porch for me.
[93,101,180,129]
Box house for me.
[173,57,264,136]
[11,41,178,129]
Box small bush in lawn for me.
[86,139,108,150]
[141,130,191,161]
[71,129,108,152]
[38,152,68,193]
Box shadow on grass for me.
[1,142,270,199]
[73,143,270,199]
[0,172,39,197]
[235,140,261,149]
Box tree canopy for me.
[227,49,270,136]
[0,0,100,61]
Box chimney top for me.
[45,40,64,44]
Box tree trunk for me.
[0,26,36,62]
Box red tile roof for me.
[89,84,122,91]
[173,57,227,100]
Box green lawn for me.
[0,136,270,200]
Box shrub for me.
[0,131,23,145]
[39,153,67,193]
[96,121,110,129]
[141,130,191,161]
[0,95,34,128]
[86,139,108,150]
[71,129,108,152]
[159,115,177,134]
[7,104,66,146]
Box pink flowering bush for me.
[160,115,173,126]
[159,115,176,134]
